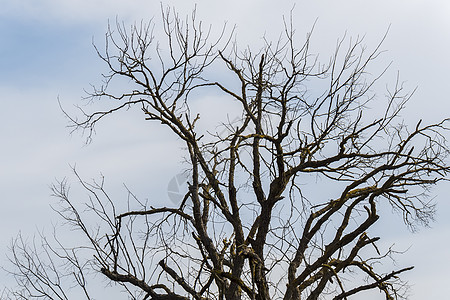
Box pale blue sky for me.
[0,0,449,298]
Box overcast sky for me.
[0,0,449,298]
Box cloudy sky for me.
[0,0,449,298]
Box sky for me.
[0,0,449,298]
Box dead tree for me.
[6,7,450,300]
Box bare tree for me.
[6,7,449,300]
